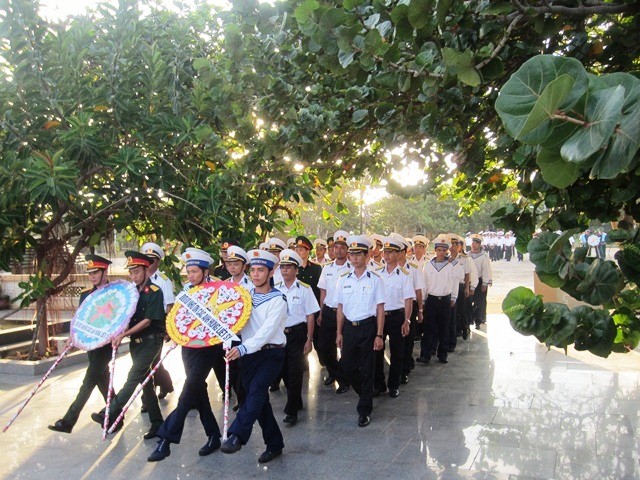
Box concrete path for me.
[1,258,639,479]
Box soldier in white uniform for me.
[316,230,352,393]
[266,238,286,286]
[446,234,467,351]
[226,245,252,288]
[469,234,492,329]
[335,235,385,427]
[275,249,320,426]
[141,242,175,400]
[313,238,329,266]
[374,236,414,398]
[417,236,458,364]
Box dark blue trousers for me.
[156,347,221,444]
[228,348,285,451]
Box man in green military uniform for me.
[48,254,113,433]
[91,251,166,439]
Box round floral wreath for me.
[166,281,252,348]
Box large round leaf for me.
[536,148,581,188]
[576,258,624,305]
[541,302,575,349]
[527,231,559,273]
[496,55,588,142]
[561,85,625,163]
[570,306,616,358]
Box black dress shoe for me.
[335,385,350,395]
[91,411,123,432]
[438,357,448,364]
[389,389,400,398]
[144,426,160,440]
[158,387,174,400]
[462,328,469,340]
[199,436,221,456]
[323,376,335,386]
[415,357,430,364]
[221,434,242,454]
[91,411,105,425]
[232,403,240,412]
[141,405,148,413]
[148,439,171,462]
[283,414,298,426]
[48,419,73,433]
[269,383,280,392]
[357,415,370,427]
[258,448,282,463]
[400,375,409,385]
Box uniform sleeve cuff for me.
[238,344,247,357]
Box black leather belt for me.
[261,343,285,350]
[131,332,164,344]
[323,305,338,312]
[385,308,404,316]
[428,294,451,301]
[347,317,374,327]
[284,323,306,334]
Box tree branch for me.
[511,0,639,17]
[476,14,524,70]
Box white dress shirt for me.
[276,280,320,328]
[318,260,352,308]
[335,270,385,322]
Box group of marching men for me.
[46,231,493,465]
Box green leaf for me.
[590,73,640,179]
[502,286,546,336]
[480,2,513,15]
[338,49,355,68]
[408,0,434,29]
[536,148,580,188]
[576,259,624,305]
[192,58,210,70]
[528,231,559,273]
[352,109,369,123]
[436,0,452,29]
[496,55,589,144]
[319,8,347,31]
[294,0,320,24]
[571,306,616,358]
[611,310,640,353]
[457,66,481,87]
[517,74,575,139]
[537,271,565,288]
[541,302,575,349]
[561,85,625,163]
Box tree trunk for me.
[37,298,48,357]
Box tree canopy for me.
[1,0,639,357]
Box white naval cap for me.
[382,236,404,251]
[226,245,248,263]
[412,235,430,247]
[390,232,409,250]
[314,238,328,248]
[333,230,349,245]
[371,233,384,246]
[141,242,164,259]
[266,237,287,252]
[287,237,296,248]
[279,249,303,267]
[347,235,372,253]
[247,249,279,269]
[181,247,213,268]
[433,236,451,249]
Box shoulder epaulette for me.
[399,266,409,275]
[408,262,418,268]
[376,266,385,271]
[325,260,335,266]
[159,272,168,280]
[80,287,92,294]
[369,270,381,277]
[339,271,350,277]
[150,284,160,292]
[298,280,310,288]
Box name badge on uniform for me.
[361,285,372,294]
[343,284,353,290]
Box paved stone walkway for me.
[1,258,639,479]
